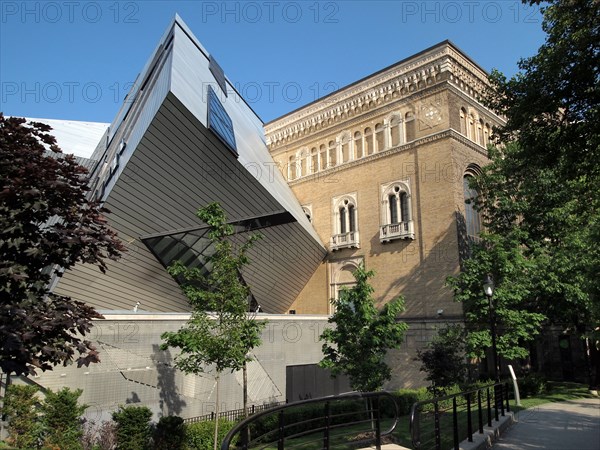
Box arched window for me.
[463,173,482,240]
[389,115,402,147]
[380,181,414,242]
[484,123,491,146]
[340,133,351,163]
[468,113,476,141]
[478,119,485,146]
[302,205,313,223]
[329,258,363,314]
[338,199,357,233]
[364,127,374,155]
[375,123,385,152]
[288,154,297,181]
[298,149,308,177]
[310,147,318,173]
[334,263,358,302]
[405,112,415,142]
[339,205,347,233]
[354,131,363,159]
[388,194,398,223]
[328,140,337,167]
[331,194,359,250]
[460,108,467,135]
[319,144,327,170]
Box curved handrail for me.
[409,382,509,450]
[221,391,399,450]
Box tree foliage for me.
[2,384,88,449]
[448,0,600,372]
[416,325,468,395]
[486,0,600,181]
[112,405,153,450]
[447,229,547,360]
[183,419,238,450]
[2,384,41,448]
[320,265,408,392]
[41,387,88,450]
[153,415,186,450]
[0,114,124,376]
[160,202,266,449]
[160,202,266,375]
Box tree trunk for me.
[214,374,220,450]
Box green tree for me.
[416,325,469,395]
[40,387,87,450]
[319,265,408,392]
[0,115,124,376]
[112,405,153,450]
[447,231,547,362]
[2,384,40,449]
[449,0,600,382]
[153,415,185,450]
[160,202,266,450]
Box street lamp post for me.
[483,274,499,382]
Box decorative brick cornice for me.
[288,129,488,187]
[269,83,451,156]
[265,43,490,150]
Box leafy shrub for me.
[416,325,468,396]
[112,405,153,450]
[2,384,41,449]
[184,419,237,449]
[41,387,87,450]
[518,373,548,398]
[459,379,496,393]
[153,415,185,449]
[391,388,430,416]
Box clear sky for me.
[1,1,547,124]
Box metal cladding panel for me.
[56,93,325,313]
[169,21,322,246]
[114,94,325,313]
[98,48,174,202]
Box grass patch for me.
[397,382,597,450]
[513,381,596,413]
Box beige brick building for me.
[13,22,582,425]
[265,42,503,377]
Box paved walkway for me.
[492,398,600,450]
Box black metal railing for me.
[410,382,510,450]
[184,402,287,424]
[221,391,399,450]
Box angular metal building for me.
[54,15,326,314]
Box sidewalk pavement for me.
[492,398,600,450]
[359,397,599,450]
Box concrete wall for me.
[15,313,454,423]
[26,314,327,423]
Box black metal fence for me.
[221,391,399,450]
[184,401,287,424]
[410,382,511,450]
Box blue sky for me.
[1,1,547,124]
